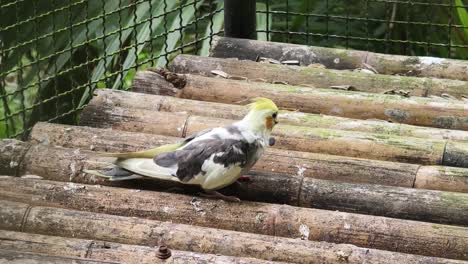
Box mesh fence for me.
[258,0,468,58]
[0,0,223,139]
[1,0,467,139]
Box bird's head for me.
[240,97,279,137]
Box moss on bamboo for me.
[209,37,468,81]
[109,87,467,140]
[171,55,468,98]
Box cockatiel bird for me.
[85,97,279,202]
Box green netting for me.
[259,0,468,58]
[1,0,467,139]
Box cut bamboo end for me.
[170,54,468,99]
[0,230,283,264]
[209,36,468,81]
[1,197,468,262]
[0,139,30,177]
[79,99,468,168]
[97,88,468,142]
[131,71,468,131]
[2,138,468,225]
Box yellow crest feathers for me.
[247,97,279,112]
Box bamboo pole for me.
[2,139,468,225]
[79,101,468,168]
[169,55,468,99]
[415,166,468,193]
[3,177,468,261]
[131,71,468,131]
[209,36,468,81]
[30,122,468,193]
[0,250,118,264]
[0,230,283,264]
[1,199,468,262]
[94,88,468,142]
[29,122,417,188]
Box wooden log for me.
[0,249,118,264]
[3,177,468,261]
[3,139,468,225]
[209,36,468,81]
[95,88,468,142]
[366,53,468,82]
[80,101,468,168]
[169,54,468,99]
[415,166,468,193]
[131,71,468,131]
[443,142,468,168]
[79,100,187,137]
[30,122,419,188]
[1,199,468,262]
[0,231,282,264]
[30,122,468,193]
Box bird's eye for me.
[272,113,277,118]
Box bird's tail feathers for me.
[83,167,144,181]
[84,158,179,183]
[98,142,184,159]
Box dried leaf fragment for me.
[354,68,376,74]
[211,70,230,78]
[330,85,358,91]
[257,56,281,64]
[281,60,300,65]
[362,62,379,74]
[383,89,410,97]
[272,81,289,85]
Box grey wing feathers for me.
[154,138,258,183]
[182,128,213,143]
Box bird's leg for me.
[200,190,241,202]
[237,175,251,182]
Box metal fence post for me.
[224,0,257,39]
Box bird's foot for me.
[237,175,251,182]
[200,190,241,202]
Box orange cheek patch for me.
[266,117,273,130]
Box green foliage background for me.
[0,0,467,139]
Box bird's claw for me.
[222,195,241,203]
[200,191,241,202]
[237,175,251,182]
